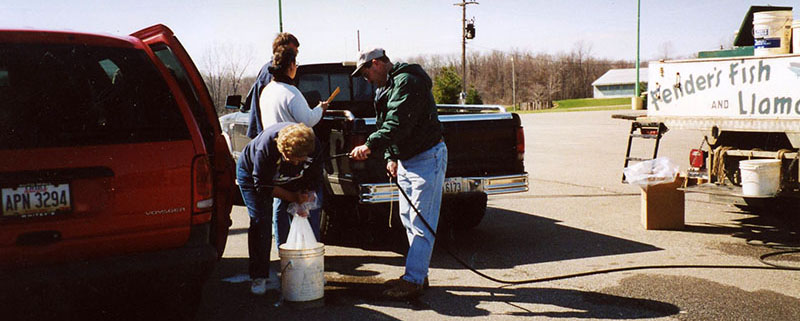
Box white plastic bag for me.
[287,191,320,218]
[623,157,680,189]
[284,215,317,249]
[284,191,320,250]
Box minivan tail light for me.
[516,127,525,161]
[192,155,214,224]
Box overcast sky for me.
[3,1,797,75]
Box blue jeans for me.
[397,142,447,285]
[273,184,323,246]
[236,162,272,280]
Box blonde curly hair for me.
[276,123,316,159]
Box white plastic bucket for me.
[753,10,792,56]
[739,159,781,197]
[792,20,800,53]
[279,242,325,302]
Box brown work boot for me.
[384,277,429,290]
[383,279,424,299]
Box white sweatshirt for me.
[259,81,323,128]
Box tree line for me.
[410,43,633,106]
[203,43,635,114]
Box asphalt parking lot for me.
[198,109,800,320]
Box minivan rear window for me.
[0,44,190,150]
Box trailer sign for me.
[648,55,800,119]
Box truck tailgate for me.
[440,113,524,177]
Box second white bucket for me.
[753,10,793,56]
[279,242,325,302]
[740,159,782,197]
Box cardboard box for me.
[641,177,685,230]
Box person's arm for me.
[272,186,308,204]
[364,76,423,155]
[287,90,327,127]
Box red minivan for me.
[0,25,235,318]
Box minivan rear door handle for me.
[0,166,114,185]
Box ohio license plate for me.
[2,183,71,218]
[443,178,463,194]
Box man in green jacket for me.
[350,48,448,299]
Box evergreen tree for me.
[432,66,462,104]
[466,87,483,105]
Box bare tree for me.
[409,46,634,106]
[199,42,256,114]
[657,41,675,60]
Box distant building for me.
[591,68,648,98]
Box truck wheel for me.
[320,195,350,243]
[451,192,488,230]
[319,206,335,243]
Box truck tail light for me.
[689,149,705,169]
[192,155,214,224]
[516,127,525,161]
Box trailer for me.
[624,53,800,210]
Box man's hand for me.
[349,144,371,160]
[386,160,397,178]
[319,101,329,112]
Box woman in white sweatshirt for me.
[259,46,328,128]
[258,45,328,249]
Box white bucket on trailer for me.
[739,159,782,197]
[279,242,325,302]
[753,10,793,56]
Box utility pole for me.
[511,55,516,111]
[278,0,283,32]
[634,0,640,97]
[454,1,478,103]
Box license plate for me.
[443,178,463,194]
[2,183,71,218]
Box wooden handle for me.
[326,87,341,103]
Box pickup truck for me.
[220,62,528,241]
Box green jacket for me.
[365,62,443,161]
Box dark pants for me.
[237,163,272,279]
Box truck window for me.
[352,76,375,102]
[298,73,331,106]
[329,74,351,102]
[297,72,375,103]
[0,44,189,150]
